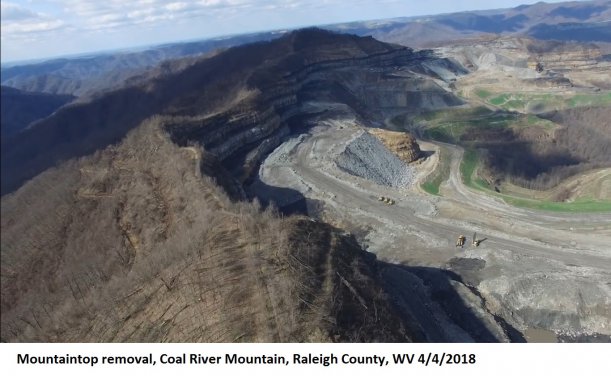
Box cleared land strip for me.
[259,124,611,266]
[255,120,611,338]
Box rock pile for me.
[335,131,414,188]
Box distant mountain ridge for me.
[0,32,282,96]
[1,1,609,97]
[330,0,611,47]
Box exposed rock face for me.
[164,33,462,185]
[438,36,605,71]
[369,128,422,163]
[437,36,610,89]
[1,29,464,195]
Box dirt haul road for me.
[252,116,611,340]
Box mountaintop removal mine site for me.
[1,2,611,343]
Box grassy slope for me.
[477,90,611,112]
[422,147,450,195]
[459,148,611,212]
[415,100,611,212]
[419,106,545,144]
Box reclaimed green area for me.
[417,106,493,122]
[420,108,525,143]
[459,148,494,191]
[421,147,450,196]
[475,89,492,99]
[414,104,608,212]
[567,92,611,107]
[501,196,611,212]
[483,91,611,112]
[419,105,558,143]
[460,148,478,188]
[458,148,611,212]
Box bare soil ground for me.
[252,103,611,341]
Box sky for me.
[0,0,583,63]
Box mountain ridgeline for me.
[1,29,462,195]
[1,29,476,342]
[331,0,611,47]
[0,31,282,96]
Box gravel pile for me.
[335,131,414,188]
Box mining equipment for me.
[472,232,487,247]
[378,196,395,205]
[456,235,466,248]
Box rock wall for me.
[165,47,462,183]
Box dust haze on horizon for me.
[0,0,586,63]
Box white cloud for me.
[2,19,64,33]
[166,2,189,11]
[3,0,330,37]
[53,0,219,30]
[1,2,39,21]
[0,1,65,36]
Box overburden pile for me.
[336,131,415,188]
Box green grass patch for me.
[421,147,451,196]
[489,94,508,106]
[527,114,539,125]
[501,196,611,213]
[417,105,607,212]
[421,181,441,196]
[475,89,492,99]
[424,128,455,143]
[567,92,611,108]
[475,177,490,188]
[421,108,517,143]
[505,99,526,109]
[483,91,611,112]
[456,148,610,212]
[460,148,478,187]
[416,106,493,123]
[458,149,611,212]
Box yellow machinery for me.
[377,196,395,205]
[472,232,486,247]
[471,232,483,247]
[456,235,466,248]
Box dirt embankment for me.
[369,128,422,163]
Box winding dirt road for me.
[252,118,611,339]
[258,123,610,264]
